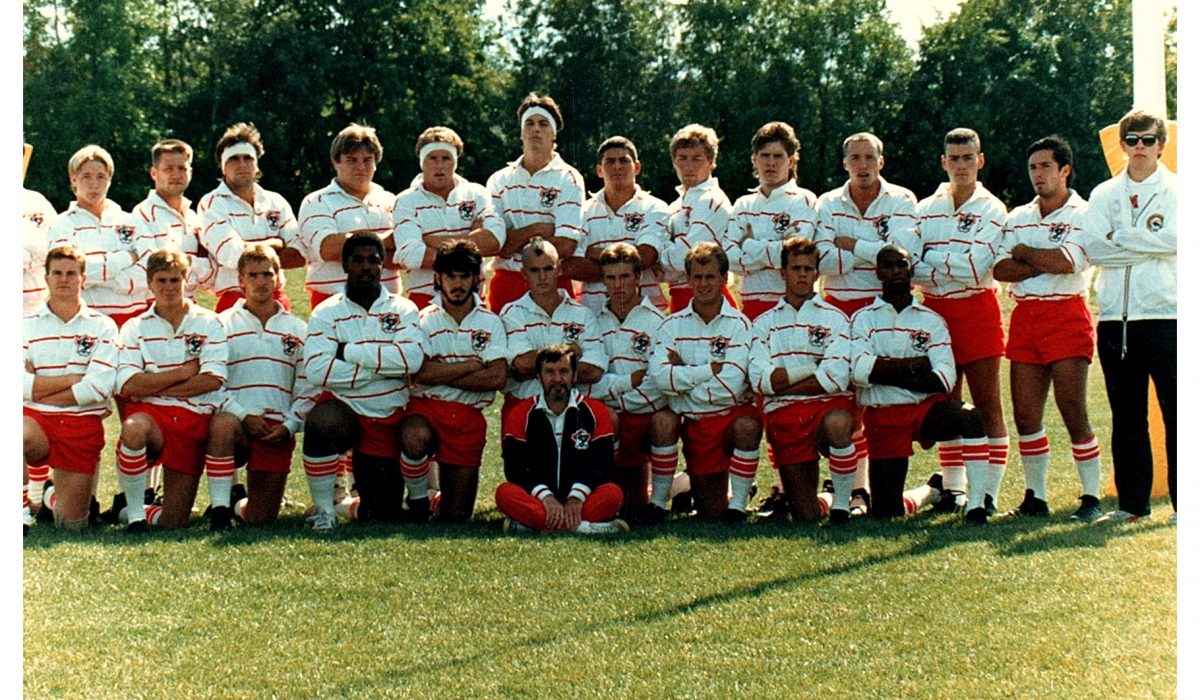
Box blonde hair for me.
[67,145,114,178]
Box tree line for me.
[23,0,1176,213]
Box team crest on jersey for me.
[910,330,930,352]
[874,216,890,238]
[956,213,979,233]
[1048,223,1070,242]
[29,213,44,226]
[184,334,206,356]
[458,201,476,222]
[709,337,728,360]
[74,334,97,357]
[280,334,301,357]
[562,323,584,343]
[379,313,401,332]
[117,225,136,244]
[808,326,830,348]
[773,213,792,234]
[632,332,651,356]
[1147,214,1165,232]
[540,188,559,208]
[266,211,281,230]
[470,330,491,352]
[571,428,592,451]
[624,212,644,233]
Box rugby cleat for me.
[1070,495,1102,521]
[126,519,149,534]
[849,488,871,516]
[754,486,788,518]
[827,509,850,526]
[406,497,431,524]
[721,508,748,524]
[1095,509,1142,524]
[632,503,668,525]
[99,493,127,525]
[965,507,989,524]
[209,506,233,532]
[1004,489,1049,518]
[306,511,337,531]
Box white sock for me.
[1072,437,1102,498]
[987,437,1009,498]
[728,447,760,511]
[304,454,340,515]
[205,454,236,508]
[1018,430,1050,500]
[963,437,989,510]
[400,453,431,501]
[829,444,857,512]
[648,444,678,508]
[117,444,149,524]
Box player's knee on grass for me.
[869,458,908,518]
[51,469,93,523]
[399,413,436,460]
[437,464,480,523]
[728,415,762,451]
[690,472,729,519]
[159,469,202,528]
[353,453,405,522]
[23,417,48,464]
[243,470,287,525]
[821,408,855,448]
[303,401,357,457]
[780,461,822,521]
[650,408,680,446]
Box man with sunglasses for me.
[1081,110,1176,524]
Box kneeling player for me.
[397,240,508,522]
[496,345,627,534]
[24,246,118,531]
[850,245,989,522]
[113,249,228,531]
[750,238,857,523]
[205,245,318,529]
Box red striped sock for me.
[1072,436,1102,498]
[304,454,341,515]
[27,464,49,507]
[649,444,678,507]
[400,453,432,500]
[1018,430,1050,499]
[205,454,237,508]
[117,443,149,523]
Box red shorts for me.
[764,396,855,465]
[862,395,947,459]
[126,402,213,475]
[354,408,407,460]
[108,302,152,329]
[922,291,1005,366]
[822,295,873,318]
[487,268,575,313]
[245,418,296,473]
[24,408,106,475]
[668,285,738,314]
[740,298,778,322]
[615,411,654,468]
[1006,296,1095,365]
[216,289,292,314]
[407,396,487,467]
[308,288,335,310]
[408,293,434,311]
[681,404,760,476]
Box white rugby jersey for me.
[23,189,57,314]
[850,297,954,408]
[197,182,301,297]
[392,175,505,299]
[660,178,733,288]
[588,296,667,415]
[999,191,1091,302]
[649,299,753,418]
[413,295,509,409]
[500,290,606,401]
[576,187,669,313]
[749,295,852,415]
[726,182,819,305]
[116,300,228,415]
[47,200,149,318]
[219,300,319,435]
[132,190,215,295]
[815,177,920,302]
[298,179,401,298]
[913,183,1007,299]
[23,302,118,417]
[303,289,424,418]
[486,153,586,273]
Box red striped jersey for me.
[815,177,920,301]
[116,300,228,415]
[499,291,606,401]
[23,189,57,315]
[726,182,819,305]
[298,180,401,298]
[1000,191,1092,302]
[850,297,954,408]
[913,183,1007,299]
[749,296,852,414]
[649,299,753,417]
[413,296,508,409]
[47,200,150,318]
[23,302,118,417]
[588,296,667,415]
[576,187,669,313]
[132,190,215,296]
[197,182,301,296]
[303,289,424,418]
[486,153,585,273]
[661,178,733,288]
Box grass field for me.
[22,271,1178,698]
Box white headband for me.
[221,141,259,168]
[419,142,458,168]
[521,106,558,135]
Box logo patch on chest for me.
[457,201,476,222]
[874,216,890,238]
[184,334,206,356]
[910,330,930,353]
[281,334,301,357]
[1047,223,1070,242]
[956,213,979,233]
[562,323,584,344]
[117,225,136,244]
[379,313,401,333]
[808,326,830,348]
[540,188,559,208]
[470,330,491,352]
[572,428,592,450]
[74,334,97,357]
[773,213,792,234]
[623,212,644,233]
[709,337,728,360]
[631,332,651,356]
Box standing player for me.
[649,242,761,521]
[47,145,149,327]
[24,146,58,315]
[496,345,627,534]
[587,243,669,518]
[197,122,306,312]
[485,93,586,312]
[205,245,318,530]
[395,240,508,523]
[499,238,606,423]
[749,238,857,523]
[300,232,424,529]
[994,136,1103,520]
[561,136,669,314]
[659,124,737,312]
[1081,110,1176,523]
[298,124,401,309]
[912,128,1009,514]
[132,139,215,298]
[725,122,819,321]
[850,245,990,523]
[24,246,118,531]
[112,249,228,532]
[392,126,504,310]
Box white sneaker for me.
[575,519,630,535]
[306,511,337,531]
[1096,509,1142,524]
[22,507,33,529]
[502,517,533,533]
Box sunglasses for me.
[1123,133,1159,147]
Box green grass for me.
[23,271,1177,698]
